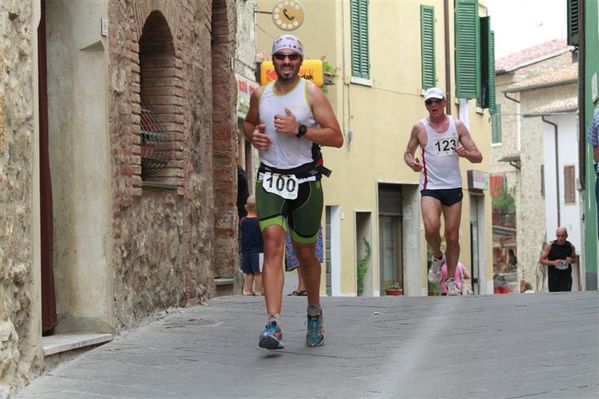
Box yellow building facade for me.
[255,0,493,296]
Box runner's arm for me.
[404,123,423,172]
[243,87,270,150]
[305,82,343,148]
[539,243,557,267]
[567,245,576,264]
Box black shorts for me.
[420,188,463,206]
[241,252,262,274]
[255,163,323,244]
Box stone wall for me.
[0,1,42,396]
[108,0,237,328]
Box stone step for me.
[41,333,113,370]
[214,277,236,296]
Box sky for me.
[487,0,567,58]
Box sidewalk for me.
[18,292,599,399]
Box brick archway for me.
[138,11,181,184]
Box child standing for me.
[239,195,263,296]
[440,261,471,296]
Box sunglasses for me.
[425,98,443,105]
[274,53,301,61]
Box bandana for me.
[272,34,304,57]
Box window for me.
[420,5,436,89]
[139,11,178,184]
[350,0,369,79]
[455,0,480,99]
[491,104,501,144]
[564,165,576,204]
[479,16,496,111]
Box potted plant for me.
[384,281,403,296]
[356,238,371,296]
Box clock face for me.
[272,0,305,31]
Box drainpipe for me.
[504,92,520,104]
[577,0,586,189]
[542,116,561,227]
[444,0,451,115]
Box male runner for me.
[539,227,576,292]
[404,87,482,295]
[244,34,343,348]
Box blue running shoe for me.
[306,312,325,347]
[258,321,284,350]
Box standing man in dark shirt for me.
[539,227,576,292]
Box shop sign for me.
[236,73,259,118]
[467,170,489,191]
[260,59,324,87]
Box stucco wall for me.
[0,1,43,396]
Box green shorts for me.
[255,177,323,244]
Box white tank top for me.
[258,78,315,169]
[420,116,462,190]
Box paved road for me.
[18,292,599,399]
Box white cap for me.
[272,34,304,57]
[424,87,446,101]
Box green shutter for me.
[420,5,436,89]
[455,0,480,99]
[488,30,496,112]
[492,103,501,144]
[567,0,579,46]
[351,0,370,79]
[479,16,496,111]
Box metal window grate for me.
[140,106,172,179]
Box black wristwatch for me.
[296,124,307,138]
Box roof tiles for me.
[496,39,571,73]
[503,63,577,93]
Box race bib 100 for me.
[262,172,299,200]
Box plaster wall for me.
[46,0,112,328]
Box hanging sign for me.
[272,0,305,31]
